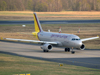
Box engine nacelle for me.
[77,44,85,50]
[41,43,52,51]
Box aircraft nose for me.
[79,42,82,46]
[78,41,82,46]
[76,41,82,47]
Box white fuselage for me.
[38,31,82,49]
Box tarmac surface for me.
[0,20,100,24]
[0,41,100,69]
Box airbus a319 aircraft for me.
[1,13,99,54]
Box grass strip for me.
[0,53,100,75]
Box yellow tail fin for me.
[34,13,43,32]
[32,13,43,40]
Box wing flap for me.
[81,36,99,42]
[1,38,57,45]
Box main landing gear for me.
[43,50,49,52]
[65,48,70,52]
[65,47,75,54]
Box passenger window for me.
[72,38,75,40]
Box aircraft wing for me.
[0,38,58,45]
[81,36,99,42]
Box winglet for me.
[97,35,99,37]
[0,37,3,40]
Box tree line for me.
[0,0,100,11]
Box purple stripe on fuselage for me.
[51,34,67,39]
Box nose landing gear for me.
[71,51,75,54]
[71,47,75,54]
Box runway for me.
[0,41,100,69]
[0,20,100,24]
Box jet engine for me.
[41,43,52,51]
[77,44,85,50]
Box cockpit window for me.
[76,39,78,40]
[72,38,80,41]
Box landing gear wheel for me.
[65,48,68,52]
[71,51,75,54]
[65,48,70,52]
[43,50,46,52]
[68,48,70,52]
[43,50,49,52]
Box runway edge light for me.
[59,63,63,66]
[13,73,30,75]
[26,73,31,75]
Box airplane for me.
[0,13,99,54]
